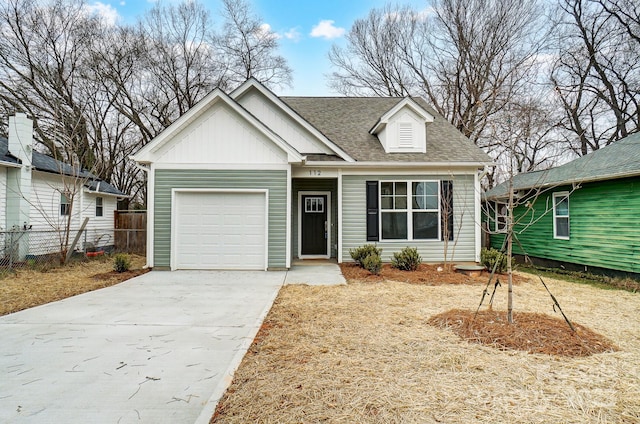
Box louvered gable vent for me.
[370,97,434,153]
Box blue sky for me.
[88,0,427,96]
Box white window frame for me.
[495,201,508,233]
[379,180,441,241]
[60,192,70,216]
[95,196,103,217]
[553,192,570,240]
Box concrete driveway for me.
[0,270,285,423]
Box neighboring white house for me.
[132,78,492,271]
[0,114,127,260]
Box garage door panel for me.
[173,191,267,270]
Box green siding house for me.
[132,78,491,270]
[484,133,640,276]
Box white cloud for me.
[85,2,119,26]
[284,27,302,42]
[310,20,345,40]
[257,23,281,40]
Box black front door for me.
[301,195,328,256]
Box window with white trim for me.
[60,192,70,216]
[95,197,103,217]
[495,201,508,233]
[553,192,570,239]
[380,181,440,240]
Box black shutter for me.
[366,181,379,241]
[441,180,454,241]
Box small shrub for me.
[391,247,422,271]
[362,253,382,275]
[481,248,513,274]
[349,244,382,268]
[113,253,131,273]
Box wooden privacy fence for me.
[114,210,147,254]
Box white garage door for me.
[173,191,267,270]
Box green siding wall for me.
[292,178,338,258]
[154,169,288,268]
[489,176,640,274]
[342,174,477,263]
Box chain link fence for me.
[0,227,146,271]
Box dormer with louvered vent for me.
[370,97,435,153]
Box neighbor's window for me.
[60,193,70,216]
[553,192,570,239]
[495,202,508,233]
[380,181,439,240]
[96,197,103,217]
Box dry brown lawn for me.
[213,272,640,423]
[0,254,147,316]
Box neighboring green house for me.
[131,78,491,270]
[484,133,640,277]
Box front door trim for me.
[298,190,331,259]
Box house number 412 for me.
[309,170,322,176]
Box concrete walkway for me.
[0,264,345,424]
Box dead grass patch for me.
[0,254,147,316]
[212,275,640,423]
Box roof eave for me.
[484,169,640,200]
[83,187,130,198]
[303,160,492,169]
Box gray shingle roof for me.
[280,97,491,164]
[0,136,126,197]
[485,132,640,199]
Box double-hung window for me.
[381,182,408,239]
[553,192,570,239]
[412,182,439,239]
[495,202,508,233]
[60,193,70,216]
[95,197,103,217]
[380,181,440,240]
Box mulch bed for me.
[339,262,528,285]
[428,308,619,357]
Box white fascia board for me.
[131,87,303,164]
[303,160,492,169]
[370,97,435,135]
[0,160,22,168]
[82,187,129,198]
[231,78,355,163]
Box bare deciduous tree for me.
[551,0,640,155]
[216,0,292,90]
[328,0,549,186]
[0,0,293,209]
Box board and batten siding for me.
[236,90,333,155]
[292,178,338,259]
[154,169,288,269]
[490,176,640,274]
[341,174,477,263]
